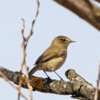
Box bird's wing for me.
[29,52,62,76]
[35,47,66,65]
[29,46,66,76]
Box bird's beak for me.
[70,40,76,43]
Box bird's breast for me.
[44,56,66,72]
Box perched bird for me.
[28,36,75,80]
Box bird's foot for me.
[47,76,52,83]
[60,78,65,83]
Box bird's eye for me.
[62,39,66,41]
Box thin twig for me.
[24,63,33,100]
[18,0,40,100]
[94,61,100,100]
[31,0,40,31]
[0,72,28,100]
[18,19,26,100]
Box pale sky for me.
[0,0,100,100]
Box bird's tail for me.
[28,65,38,77]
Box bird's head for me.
[51,36,75,49]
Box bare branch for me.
[95,0,100,3]
[54,0,100,31]
[0,66,100,100]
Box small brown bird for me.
[29,36,75,80]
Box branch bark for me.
[95,0,100,3]
[0,66,100,100]
[54,0,100,31]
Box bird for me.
[28,36,75,80]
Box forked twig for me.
[18,0,40,100]
[94,61,100,100]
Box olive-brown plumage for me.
[29,36,75,79]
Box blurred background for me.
[0,0,100,100]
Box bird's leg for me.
[54,71,64,81]
[43,70,51,81]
